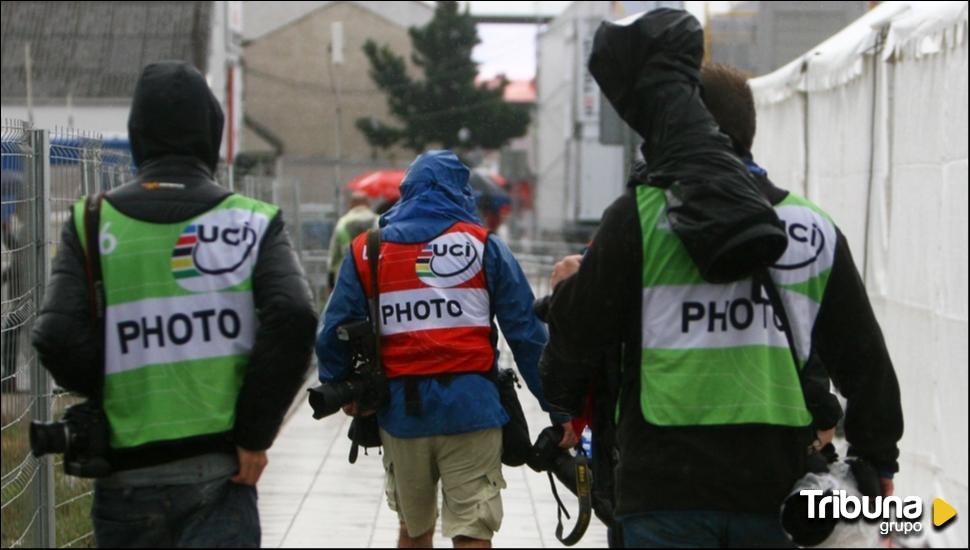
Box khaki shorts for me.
[381,427,506,540]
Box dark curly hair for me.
[700,63,756,154]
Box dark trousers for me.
[618,510,795,548]
[92,475,260,548]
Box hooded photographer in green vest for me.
[540,9,903,548]
[31,61,317,547]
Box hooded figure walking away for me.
[32,61,317,548]
[317,150,574,548]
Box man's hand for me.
[550,255,583,290]
[814,427,836,450]
[880,477,894,497]
[558,422,579,449]
[230,447,268,486]
[341,402,376,417]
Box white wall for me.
[0,104,130,137]
[751,10,968,547]
[535,1,681,235]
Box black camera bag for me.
[495,367,531,467]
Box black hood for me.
[128,61,224,172]
[588,9,787,283]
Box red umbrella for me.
[345,169,406,201]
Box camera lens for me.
[781,489,838,546]
[308,382,359,419]
[29,420,69,457]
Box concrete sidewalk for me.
[258,391,610,548]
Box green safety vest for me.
[74,194,279,449]
[329,206,378,276]
[636,186,837,427]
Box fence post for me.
[292,178,303,263]
[82,144,98,196]
[29,128,55,548]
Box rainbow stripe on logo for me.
[171,225,201,279]
[415,244,436,278]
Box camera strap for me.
[83,193,107,400]
[348,228,384,464]
[82,193,106,322]
[549,453,593,546]
[366,228,381,372]
[752,268,802,380]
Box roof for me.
[476,77,537,103]
[501,79,537,103]
[1,1,213,101]
[749,1,969,105]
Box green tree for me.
[356,1,530,153]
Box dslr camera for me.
[29,400,111,478]
[528,425,582,490]
[781,448,882,547]
[308,320,388,419]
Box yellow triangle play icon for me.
[933,498,957,527]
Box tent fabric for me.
[750,2,968,548]
[750,1,968,105]
[884,1,968,60]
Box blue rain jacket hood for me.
[380,150,482,243]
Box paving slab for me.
[259,387,610,548]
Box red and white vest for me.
[351,222,494,379]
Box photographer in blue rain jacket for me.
[316,150,574,548]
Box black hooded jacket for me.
[31,61,317,471]
[541,9,902,517]
[541,170,903,516]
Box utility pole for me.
[25,42,34,125]
[328,21,345,211]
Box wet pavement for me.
[258,388,610,548]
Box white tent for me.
[750,2,968,547]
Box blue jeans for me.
[92,474,259,548]
[618,510,795,548]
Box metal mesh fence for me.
[1,121,136,548]
[2,119,44,549]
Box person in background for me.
[327,192,378,290]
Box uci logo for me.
[194,223,258,275]
[773,220,825,270]
[172,208,269,292]
[416,232,484,288]
[772,206,833,272]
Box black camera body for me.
[528,425,578,489]
[29,400,111,478]
[309,320,388,419]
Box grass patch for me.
[2,392,94,548]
